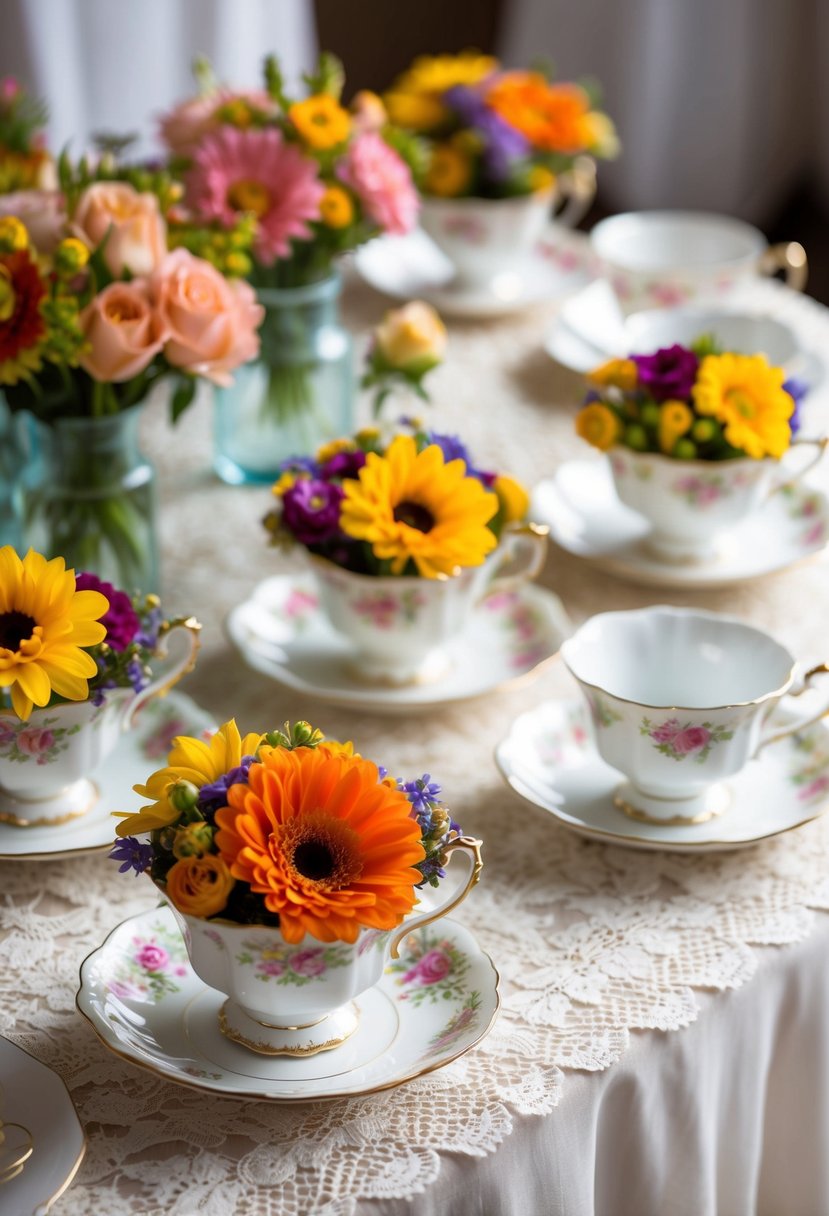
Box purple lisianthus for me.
[76,572,140,651]
[109,836,154,876]
[199,754,257,806]
[282,479,344,546]
[320,449,366,481]
[443,85,528,181]
[631,345,699,401]
[783,376,808,436]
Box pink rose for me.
[289,948,327,978]
[150,248,263,386]
[671,726,711,755]
[404,948,452,985]
[79,280,166,382]
[135,942,169,972]
[338,132,419,236]
[73,182,167,277]
[257,960,285,977]
[650,719,681,744]
[0,190,66,252]
[16,727,55,757]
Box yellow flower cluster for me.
[693,353,794,459]
[385,52,497,131]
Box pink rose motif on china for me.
[351,594,399,629]
[441,215,488,245]
[289,948,327,978]
[142,716,188,760]
[282,588,318,621]
[642,716,733,762]
[403,948,452,986]
[648,281,689,308]
[797,774,829,803]
[135,942,170,973]
[15,726,55,763]
[671,474,728,508]
[256,959,285,978]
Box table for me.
[4,258,829,1216]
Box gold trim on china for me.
[389,836,483,961]
[125,617,202,726]
[218,1003,358,1056]
[613,788,731,827]
[0,1121,34,1176]
[0,780,100,828]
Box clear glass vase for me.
[19,403,160,594]
[213,274,354,485]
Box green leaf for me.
[170,377,197,425]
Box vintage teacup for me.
[590,211,808,317]
[623,308,800,372]
[0,619,200,826]
[162,835,482,1056]
[309,524,547,684]
[607,440,827,564]
[562,605,829,825]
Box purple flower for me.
[199,755,256,805]
[428,431,473,468]
[402,774,442,815]
[109,836,154,876]
[631,345,699,401]
[319,450,366,481]
[282,479,344,546]
[443,85,528,182]
[783,377,808,436]
[135,604,163,650]
[76,573,140,651]
[278,455,319,476]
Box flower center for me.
[0,610,36,653]
[293,840,336,880]
[725,388,756,418]
[393,500,435,532]
[227,178,271,218]
[276,811,364,892]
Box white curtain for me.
[0,0,317,159]
[499,0,820,226]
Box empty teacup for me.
[590,211,808,317]
[562,605,829,824]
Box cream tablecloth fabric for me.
[4,259,829,1216]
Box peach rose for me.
[73,182,167,277]
[80,280,167,382]
[0,190,66,252]
[150,248,263,386]
[165,854,235,918]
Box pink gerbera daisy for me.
[338,132,419,236]
[185,126,325,265]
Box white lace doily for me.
[4,258,829,1215]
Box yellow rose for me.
[375,301,447,374]
[575,402,623,451]
[165,854,235,918]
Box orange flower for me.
[166,854,236,918]
[214,747,425,944]
[487,73,592,154]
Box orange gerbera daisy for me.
[487,73,592,154]
[214,746,425,944]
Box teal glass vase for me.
[213,274,354,485]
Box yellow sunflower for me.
[339,434,499,577]
[114,719,263,837]
[693,353,794,459]
[0,547,109,721]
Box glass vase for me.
[213,274,354,485]
[19,403,160,594]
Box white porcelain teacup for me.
[607,440,827,564]
[0,619,200,826]
[623,308,800,371]
[590,211,808,317]
[162,836,482,1056]
[309,524,547,684]
[562,605,829,825]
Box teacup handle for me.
[553,155,597,229]
[755,662,829,753]
[758,241,808,292]
[771,436,829,496]
[487,523,548,596]
[388,836,483,960]
[125,617,202,729]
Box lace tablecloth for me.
[5,258,829,1215]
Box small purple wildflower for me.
[199,755,257,806]
[319,450,367,481]
[402,774,442,815]
[109,836,154,876]
[135,605,163,650]
[443,85,528,181]
[783,376,808,436]
[126,659,147,693]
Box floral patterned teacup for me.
[562,605,829,825]
[309,524,547,684]
[608,442,827,563]
[0,620,200,827]
[162,836,482,1056]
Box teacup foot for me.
[219,999,359,1057]
[345,648,452,688]
[614,780,731,826]
[643,535,719,566]
[0,777,99,827]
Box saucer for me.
[354,226,592,319]
[496,699,829,853]
[0,691,215,860]
[226,574,572,713]
[76,906,499,1101]
[0,1035,85,1213]
[532,460,829,588]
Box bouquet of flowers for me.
[361,300,447,417]
[263,422,530,578]
[112,718,462,939]
[0,76,54,194]
[384,51,618,198]
[575,343,805,461]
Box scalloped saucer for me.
[496,699,829,853]
[531,460,829,588]
[354,227,591,318]
[76,906,499,1102]
[226,574,572,714]
[0,692,215,861]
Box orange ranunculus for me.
[214,746,425,944]
[79,280,167,382]
[165,853,236,918]
[72,181,167,277]
[487,73,592,154]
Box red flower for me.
[0,248,46,369]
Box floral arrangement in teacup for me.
[361,300,447,417]
[111,719,482,1056]
[575,341,822,562]
[0,547,199,825]
[262,424,543,682]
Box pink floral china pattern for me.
[640,717,735,763]
[104,919,189,1003]
[0,716,85,766]
[235,939,354,987]
[388,928,470,1006]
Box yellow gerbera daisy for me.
[340,435,499,578]
[288,95,351,150]
[0,547,109,721]
[693,353,794,459]
[114,719,264,837]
